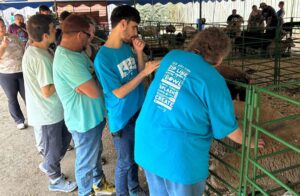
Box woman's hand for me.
[1,36,9,48]
[250,138,265,149]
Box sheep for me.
[182,26,197,38]
[139,26,160,38]
[266,38,295,58]
[209,101,300,195]
[161,33,186,48]
[143,44,169,60]
[166,24,176,34]
[226,19,244,38]
[216,65,251,101]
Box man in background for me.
[8,14,28,47]
[277,1,285,28]
[260,2,278,39]
[39,5,52,15]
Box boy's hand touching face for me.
[132,38,145,54]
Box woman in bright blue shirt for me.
[135,27,265,196]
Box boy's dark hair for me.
[27,14,54,42]
[39,5,50,13]
[62,14,89,35]
[279,1,284,6]
[187,27,231,65]
[59,11,71,21]
[110,5,140,28]
[14,14,23,18]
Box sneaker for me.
[39,162,68,179]
[17,123,26,130]
[130,187,148,196]
[93,177,116,195]
[48,176,77,192]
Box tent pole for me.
[133,0,136,8]
[198,0,202,31]
[54,0,58,18]
[199,0,202,21]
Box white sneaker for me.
[17,123,26,130]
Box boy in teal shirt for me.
[53,14,115,196]
[22,14,76,192]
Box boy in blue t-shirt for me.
[94,5,159,196]
[134,27,265,196]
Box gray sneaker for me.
[48,176,77,192]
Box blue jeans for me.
[71,120,106,196]
[112,119,139,196]
[144,169,206,196]
[0,72,25,124]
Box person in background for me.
[0,17,26,130]
[260,2,278,39]
[10,12,15,25]
[247,5,265,33]
[94,5,159,196]
[22,14,77,192]
[8,14,28,48]
[55,11,71,46]
[84,16,98,61]
[53,14,115,196]
[134,27,265,196]
[227,9,244,25]
[39,5,52,15]
[226,9,244,38]
[277,1,285,28]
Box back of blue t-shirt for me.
[94,43,145,132]
[135,50,238,184]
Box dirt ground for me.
[0,88,147,196]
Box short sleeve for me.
[36,56,54,88]
[94,51,122,94]
[204,72,238,139]
[59,53,92,89]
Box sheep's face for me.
[122,20,138,43]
